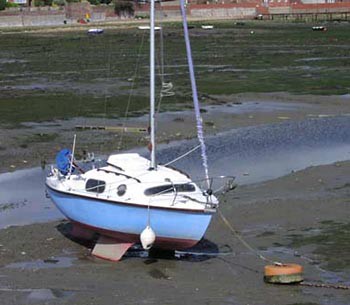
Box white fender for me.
[140,226,156,250]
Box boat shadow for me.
[56,221,231,263]
[134,238,229,263]
[174,239,232,262]
[56,221,98,249]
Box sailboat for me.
[46,0,228,261]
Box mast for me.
[150,0,156,170]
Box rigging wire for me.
[164,144,200,166]
[78,34,93,127]
[117,31,147,150]
[155,4,164,117]
[218,209,282,266]
[103,38,112,135]
[155,4,175,117]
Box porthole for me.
[117,184,127,196]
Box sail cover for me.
[56,148,73,175]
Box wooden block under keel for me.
[91,235,134,261]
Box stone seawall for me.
[1,2,350,28]
[190,7,257,19]
[0,10,66,28]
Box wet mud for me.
[0,107,349,305]
[0,161,349,305]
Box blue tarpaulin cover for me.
[56,149,73,175]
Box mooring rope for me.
[219,209,350,290]
[180,0,210,189]
[218,210,282,265]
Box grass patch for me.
[0,200,27,212]
[288,221,350,271]
[0,94,151,124]
[1,21,350,125]
[18,132,59,148]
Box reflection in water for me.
[0,117,349,229]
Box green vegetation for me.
[0,0,6,10]
[0,93,150,125]
[0,201,27,212]
[52,0,65,5]
[33,0,53,6]
[288,221,350,271]
[114,0,134,17]
[5,1,19,8]
[19,133,59,148]
[1,21,350,125]
[87,0,112,5]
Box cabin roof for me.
[106,153,190,183]
[107,153,150,171]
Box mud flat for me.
[0,93,349,305]
[1,21,350,173]
[1,91,350,174]
[0,21,349,304]
[0,161,348,305]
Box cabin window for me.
[117,184,127,196]
[144,183,195,196]
[86,179,106,193]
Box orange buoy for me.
[264,264,303,284]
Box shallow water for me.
[154,116,350,185]
[134,100,306,120]
[5,256,75,270]
[0,287,75,302]
[0,167,58,229]
[0,116,349,229]
[205,100,308,114]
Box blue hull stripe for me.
[47,187,213,241]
